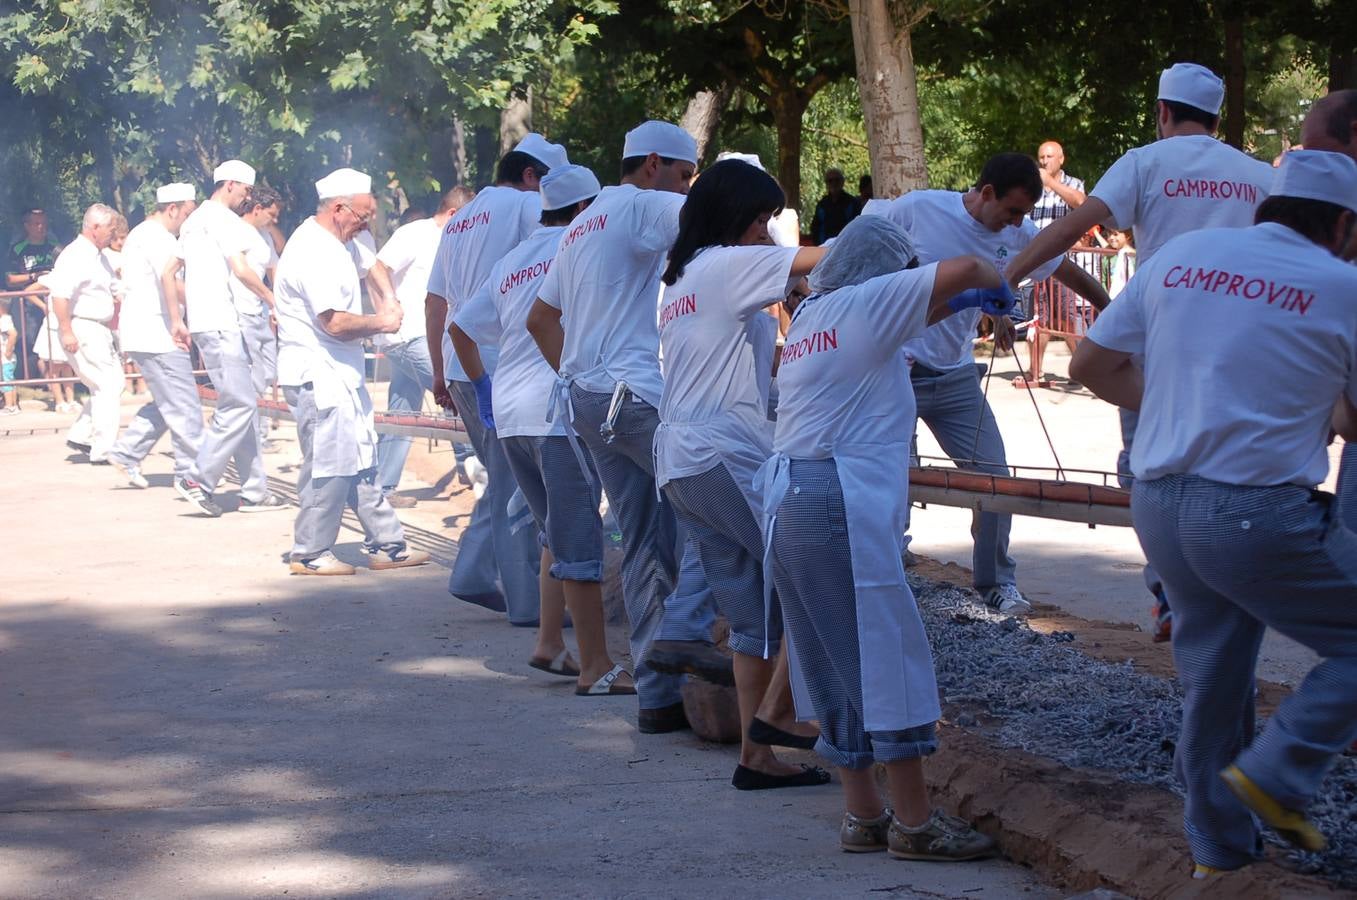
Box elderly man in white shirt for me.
[273,167,430,576]
[169,159,285,517]
[47,203,121,462]
[106,183,203,488]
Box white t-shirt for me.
[177,198,253,334]
[1090,134,1273,265]
[229,224,277,317]
[1088,222,1357,487]
[426,186,540,381]
[882,190,1062,371]
[537,183,685,408]
[655,244,799,486]
[453,226,565,439]
[376,216,442,346]
[774,264,938,456]
[117,218,180,355]
[43,234,117,324]
[274,218,369,387]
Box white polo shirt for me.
[229,224,277,318]
[177,198,253,334]
[774,264,938,457]
[376,216,442,346]
[655,244,799,486]
[43,234,117,324]
[1087,222,1357,487]
[426,186,540,381]
[453,226,565,438]
[537,183,685,408]
[117,218,179,354]
[274,218,368,387]
[881,190,1062,371]
[1090,134,1273,264]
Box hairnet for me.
[809,214,917,293]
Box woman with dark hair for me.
[653,159,827,789]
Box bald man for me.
[1031,141,1086,229]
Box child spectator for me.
[1105,227,1137,297]
[0,297,18,415]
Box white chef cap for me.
[1272,149,1357,214]
[1158,63,1224,115]
[860,198,892,218]
[212,159,256,186]
[315,167,373,200]
[715,151,764,171]
[810,214,917,294]
[156,182,196,203]
[540,164,601,210]
[513,133,569,171]
[623,121,698,166]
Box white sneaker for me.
[0,406,19,417]
[114,461,149,489]
[983,584,1032,616]
[290,551,357,576]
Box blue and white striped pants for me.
[770,458,938,770]
[1133,474,1357,869]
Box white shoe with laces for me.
[984,583,1032,616]
[114,460,149,489]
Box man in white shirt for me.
[234,185,283,449]
[371,187,469,507]
[106,184,203,488]
[169,159,285,517]
[45,204,120,463]
[1070,150,1357,880]
[274,168,430,576]
[424,134,565,625]
[878,153,1109,615]
[1006,63,1274,640]
[526,121,724,730]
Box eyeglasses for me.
[338,202,373,226]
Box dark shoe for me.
[749,716,818,750]
[646,639,735,687]
[174,477,223,518]
[731,763,831,791]
[638,701,690,734]
[66,439,92,454]
[451,590,506,613]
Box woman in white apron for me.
[761,215,1013,859]
[654,159,827,789]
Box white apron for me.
[310,355,377,479]
[758,442,941,732]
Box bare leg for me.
[532,548,569,663]
[840,767,886,819]
[1019,326,1046,384]
[753,643,820,738]
[561,578,632,692]
[734,653,801,775]
[883,758,930,827]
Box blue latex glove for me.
[946,282,1017,317]
[471,372,495,430]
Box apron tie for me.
[754,452,792,660]
[547,373,598,495]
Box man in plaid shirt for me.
[1031,141,1086,228]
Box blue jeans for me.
[568,384,716,710]
[907,363,1017,590]
[375,337,434,493]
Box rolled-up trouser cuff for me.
[549,558,603,582]
[727,630,780,659]
[815,737,875,770]
[870,724,940,763]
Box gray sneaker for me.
[174,477,223,518]
[239,494,288,512]
[888,810,997,861]
[841,809,892,853]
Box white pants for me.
[65,318,124,461]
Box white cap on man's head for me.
[212,159,256,186]
[540,164,601,210]
[156,182,196,204]
[513,133,569,171]
[715,151,764,171]
[1158,63,1224,115]
[1273,149,1357,214]
[623,121,698,166]
[315,167,373,200]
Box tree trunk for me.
[768,86,809,213]
[1331,46,1357,91]
[847,0,928,196]
[679,86,732,166]
[499,89,533,155]
[1223,16,1245,149]
[429,116,469,193]
[473,126,498,186]
[450,115,468,186]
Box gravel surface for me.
[912,573,1357,887]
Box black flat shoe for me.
[731,763,831,791]
[748,716,818,750]
[638,701,690,734]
